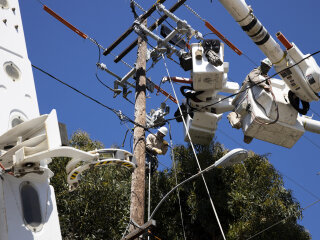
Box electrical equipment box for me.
[184,112,222,145]
[232,79,304,148]
[191,43,228,91]
[241,113,305,148]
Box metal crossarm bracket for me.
[121,220,156,240]
[103,0,167,56]
[113,0,187,63]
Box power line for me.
[246,198,320,240]
[303,134,320,151]
[216,129,247,149]
[92,38,119,93]
[218,127,320,204]
[32,64,147,130]
[283,174,320,200]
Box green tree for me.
[149,143,311,240]
[49,131,310,239]
[49,130,132,240]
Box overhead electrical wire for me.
[32,63,175,149]
[37,1,134,69]
[31,64,147,130]
[217,127,320,204]
[216,129,247,149]
[283,174,320,200]
[92,39,119,93]
[302,134,320,152]
[246,198,320,240]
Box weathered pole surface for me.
[129,18,147,236]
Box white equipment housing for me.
[191,43,228,91]
[188,90,234,114]
[184,111,222,145]
[231,78,320,148]
[183,43,239,145]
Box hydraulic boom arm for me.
[218,0,320,104]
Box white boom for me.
[218,0,320,104]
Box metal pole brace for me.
[121,219,156,240]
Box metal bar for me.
[204,21,242,56]
[163,76,192,84]
[114,0,187,63]
[162,28,180,45]
[138,24,179,54]
[103,27,134,56]
[122,220,156,240]
[154,85,177,104]
[157,4,183,23]
[97,63,122,80]
[43,5,88,39]
[139,24,163,42]
[103,0,167,56]
[119,68,136,85]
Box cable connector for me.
[96,62,107,71]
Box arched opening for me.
[20,182,43,232]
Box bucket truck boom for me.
[218,0,320,106]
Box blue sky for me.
[19,0,320,238]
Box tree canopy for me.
[150,143,310,240]
[49,131,311,240]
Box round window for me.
[3,61,21,81]
[11,117,24,127]
[0,0,9,9]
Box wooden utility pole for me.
[130,18,147,235]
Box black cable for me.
[31,64,149,130]
[130,0,139,19]
[151,50,320,128]
[92,38,135,106]
[92,38,118,93]
[156,9,177,31]
[243,52,259,67]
